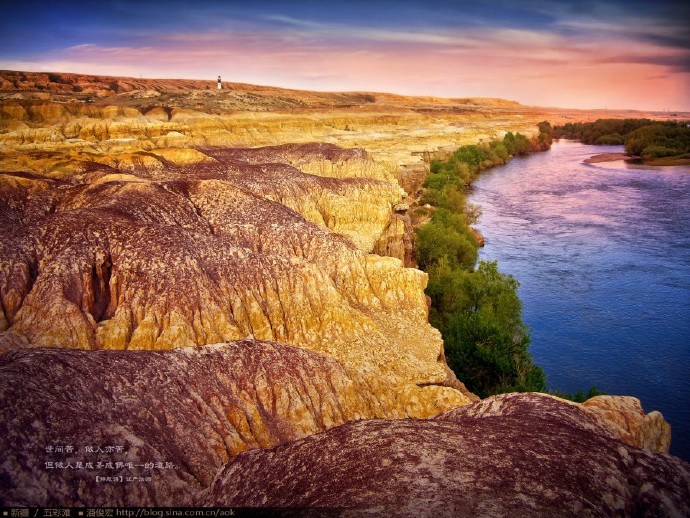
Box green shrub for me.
[489,140,509,162]
[454,145,486,169]
[595,133,624,145]
[503,131,531,155]
[538,121,552,135]
[626,123,690,157]
[428,260,546,397]
[553,118,655,143]
[642,145,684,158]
[415,210,477,271]
[552,386,603,402]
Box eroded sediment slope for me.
[0,94,549,171]
[0,142,472,419]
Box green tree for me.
[538,121,552,135]
[503,131,531,155]
[489,140,509,163]
[427,260,546,397]
[595,133,624,145]
[415,210,478,271]
[513,133,532,155]
[625,123,690,157]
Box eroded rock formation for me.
[1,74,686,514]
[202,393,690,516]
[0,342,384,506]
[0,142,473,418]
[3,351,685,514]
[0,94,549,173]
[582,395,672,453]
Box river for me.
[470,139,690,461]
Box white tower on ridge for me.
[217,75,222,90]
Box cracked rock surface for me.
[201,393,690,517]
[0,342,384,506]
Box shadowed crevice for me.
[90,257,112,323]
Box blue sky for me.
[1,0,689,110]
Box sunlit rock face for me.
[0,142,474,419]
[0,88,551,174]
[582,395,672,453]
[196,145,405,252]
[0,342,385,506]
[202,393,690,517]
[1,75,684,514]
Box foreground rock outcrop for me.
[0,342,384,506]
[202,393,689,516]
[2,350,687,516]
[582,395,672,453]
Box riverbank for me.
[412,125,554,397]
[584,152,636,163]
[645,157,690,166]
[584,152,690,166]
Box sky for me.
[1,0,689,111]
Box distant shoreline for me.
[584,152,690,166]
[583,153,633,164]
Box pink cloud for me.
[6,24,688,111]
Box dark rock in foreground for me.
[0,342,383,506]
[202,393,690,517]
[2,344,688,515]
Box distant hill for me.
[0,69,522,112]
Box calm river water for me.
[470,140,690,460]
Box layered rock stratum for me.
[202,393,690,516]
[0,140,472,418]
[1,71,688,513]
[0,343,384,506]
[2,347,688,515]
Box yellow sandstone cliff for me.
[0,137,473,421]
[0,73,672,453]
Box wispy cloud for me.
[598,53,690,73]
[1,0,689,111]
[264,15,476,46]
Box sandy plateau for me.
[1,71,688,513]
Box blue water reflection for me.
[470,140,690,460]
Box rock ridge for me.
[4,361,686,516]
[0,142,474,418]
[200,393,690,516]
[0,342,385,506]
